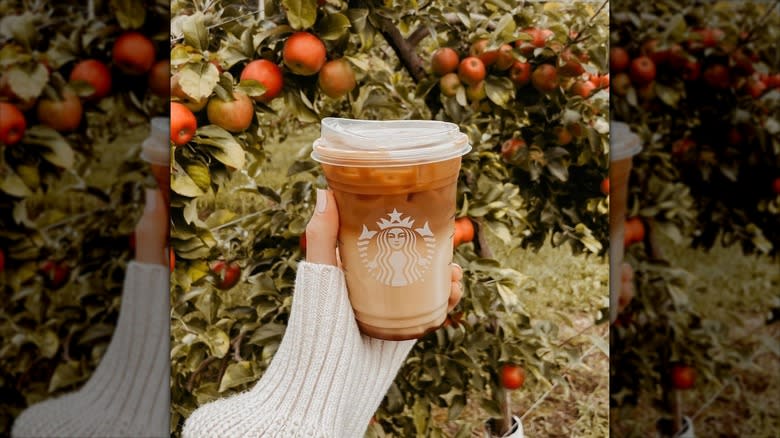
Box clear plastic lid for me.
[140,117,170,165]
[311,118,471,167]
[610,121,643,161]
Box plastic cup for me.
[609,121,643,323]
[141,117,170,206]
[312,118,471,340]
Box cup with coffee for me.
[141,117,170,206]
[609,121,642,323]
[312,118,471,340]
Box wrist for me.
[134,246,167,266]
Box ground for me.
[612,237,779,438]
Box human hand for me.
[282,188,463,435]
[134,188,168,266]
[305,188,464,311]
[182,189,466,437]
[617,262,635,314]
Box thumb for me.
[305,189,339,266]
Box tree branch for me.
[187,356,219,392]
[473,218,494,259]
[564,0,607,51]
[358,6,495,258]
[738,0,779,45]
[644,217,665,261]
[462,170,494,258]
[406,13,491,48]
[370,12,427,83]
[406,26,430,48]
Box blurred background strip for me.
[609,0,780,437]
[0,0,169,436]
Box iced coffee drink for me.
[312,118,471,340]
[141,117,170,205]
[609,121,642,323]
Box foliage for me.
[610,0,779,434]
[169,0,609,436]
[0,0,168,433]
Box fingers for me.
[305,189,340,266]
[617,277,635,313]
[134,188,169,266]
[143,188,160,213]
[447,281,463,312]
[447,263,464,312]
[451,263,463,282]
[621,262,634,281]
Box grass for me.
[261,125,611,437]
[612,237,780,437]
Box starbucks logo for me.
[358,209,435,287]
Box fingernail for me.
[315,189,327,213]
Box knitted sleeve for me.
[182,262,415,438]
[11,261,170,438]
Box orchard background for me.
[0,0,169,434]
[169,0,610,436]
[609,0,780,436]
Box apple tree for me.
[609,0,779,435]
[0,0,168,433]
[168,0,609,436]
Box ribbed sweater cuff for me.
[182,262,415,438]
[250,262,414,436]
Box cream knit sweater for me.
[182,262,416,438]
[12,262,170,438]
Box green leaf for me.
[181,12,209,52]
[0,12,38,48]
[287,159,316,176]
[32,329,60,359]
[346,8,373,48]
[282,0,318,30]
[655,83,680,107]
[185,162,212,192]
[412,397,430,436]
[195,125,246,170]
[455,86,468,107]
[110,0,146,29]
[23,125,74,168]
[247,323,286,346]
[496,283,520,308]
[547,159,569,182]
[179,62,220,101]
[172,161,206,197]
[257,186,282,203]
[0,168,33,197]
[485,76,514,108]
[204,327,230,358]
[69,80,96,97]
[316,12,351,40]
[183,199,199,224]
[491,14,516,41]
[285,89,319,123]
[487,221,512,246]
[7,63,48,100]
[48,360,84,392]
[237,80,267,98]
[218,361,256,392]
[626,87,638,107]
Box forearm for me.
[134,246,168,266]
[246,262,413,436]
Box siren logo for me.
[358,209,435,287]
